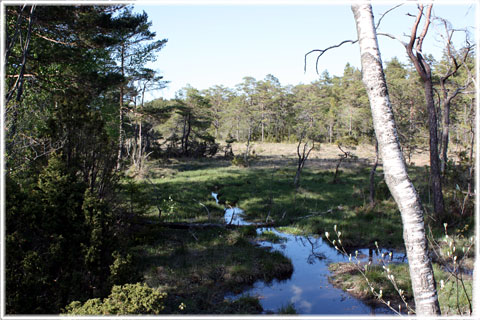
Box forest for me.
[4,3,476,317]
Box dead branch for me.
[6,5,35,107]
[416,4,433,53]
[34,32,78,47]
[194,199,211,221]
[375,4,403,30]
[305,39,358,74]
[145,221,276,229]
[304,4,404,75]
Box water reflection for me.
[214,192,401,315]
[231,228,396,315]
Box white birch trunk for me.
[351,3,441,316]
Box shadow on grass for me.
[130,157,472,253]
[131,224,292,314]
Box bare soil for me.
[230,142,431,169]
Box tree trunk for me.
[401,4,444,218]
[369,139,379,207]
[117,44,125,170]
[184,113,191,156]
[424,80,445,217]
[351,4,441,316]
[440,96,451,174]
[244,125,252,165]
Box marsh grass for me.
[131,157,406,248]
[131,223,292,314]
[123,144,473,314]
[329,262,472,315]
[257,230,286,243]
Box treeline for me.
[4,4,475,315]
[137,55,474,167]
[5,5,165,313]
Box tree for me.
[351,3,440,315]
[159,86,217,158]
[384,57,428,164]
[382,4,444,217]
[5,5,147,313]
[127,68,167,173]
[111,7,167,169]
[434,18,474,174]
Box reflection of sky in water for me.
[214,193,403,315]
[228,227,401,315]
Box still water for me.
[214,193,406,315]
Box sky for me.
[133,1,477,100]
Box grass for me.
[135,159,406,249]
[121,143,474,315]
[257,230,287,243]
[277,302,297,314]
[329,262,473,315]
[131,223,293,314]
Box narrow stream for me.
[213,193,406,315]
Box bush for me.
[231,155,247,167]
[65,283,167,315]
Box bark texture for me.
[351,4,441,316]
[404,4,444,217]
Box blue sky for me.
[134,2,477,100]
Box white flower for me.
[325,231,330,238]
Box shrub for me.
[65,283,167,315]
[231,155,247,167]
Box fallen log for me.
[150,221,276,229]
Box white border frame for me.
[0,1,478,320]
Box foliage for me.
[277,303,298,314]
[65,283,167,315]
[6,155,137,313]
[5,4,161,314]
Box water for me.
[212,193,404,315]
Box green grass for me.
[130,158,406,249]
[122,156,473,315]
[257,230,286,243]
[329,262,473,315]
[131,223,292,314]
[277,302,297,314]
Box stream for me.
[213,193,407,315]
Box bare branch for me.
[5,5,28,63]
[375,4,403,30]
[34,32,78,47]
[305,39,358,74]
[377,32,407,48]
[416,4,433,53]
[5,5,35,106]
[407,4,423,54]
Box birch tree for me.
[351,3,441,315]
